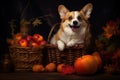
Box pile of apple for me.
[8,33,47,47]
[32,62,74,74]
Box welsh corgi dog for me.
[50,3,93,51]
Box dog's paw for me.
[57,40,65,51]
[67,41,75,47]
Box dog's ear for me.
[58,5,69,19]
[81,3,93,19]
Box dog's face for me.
[58,3,93,33]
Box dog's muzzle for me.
[69,21,80,32]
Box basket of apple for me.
[8,33,47,71]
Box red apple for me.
[15,33,22,41]
[19,39,28,47]
[74,55,98,75]
[39,40,47,46]
[92,51,103,70]
[26,35,33,42]
[33,34,43,42]
[31,42,39,47]
[61,65,74,75]
[7,39,14,46]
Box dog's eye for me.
[77,16,81,20]
[68,16,73,21]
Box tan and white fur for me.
[50,3,93,51]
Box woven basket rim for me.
[46,44,84,49]
[9,45,45,49]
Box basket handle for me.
[47,23,60,43]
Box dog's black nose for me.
[73,21,78,25]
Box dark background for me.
[0,0,120,58]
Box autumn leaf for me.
[106,20,117,27]
[103,32,113,39]
[32,18,42,27]
[103,20,119,39]
[112,49,120,59]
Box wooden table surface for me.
[0,72,120,80]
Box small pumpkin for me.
[45,63,56,72]
[32,64,44,72]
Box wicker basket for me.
[9,46,43,71]
[47,23,85,65]
[47,45,83,65]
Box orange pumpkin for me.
[74,55,98,75]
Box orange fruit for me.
[32,64,44,72]
[45,63,56,72]
[57,63,65,73]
